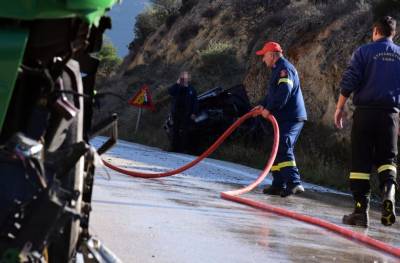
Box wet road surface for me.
[90,138,400,262]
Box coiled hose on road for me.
[103,109,400,259]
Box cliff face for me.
[94,0,397,188]
[101,0,376,126]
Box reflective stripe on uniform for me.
[349,172,370,180]
[270,161,297,172]
[377,164,397,174]
[271,165,280,172]
[278,78,293,87]
[278,160,296,169]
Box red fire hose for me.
[103,109,269,178]
[103,109,400,259]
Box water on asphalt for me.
[90,138,400,263]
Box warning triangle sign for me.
[128,84,155,111]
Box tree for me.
[150,0,182,18]
[134,7,160,44]
[133,0,182,44]
[97,40,122,78]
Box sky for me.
[106,0,149,58]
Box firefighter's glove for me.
[251,105,264,117]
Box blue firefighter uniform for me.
[262,57,307,193]
[339,37,400,226]
[341,38,400,108]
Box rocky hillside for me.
[95,0,400,191]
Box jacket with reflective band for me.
[263,57,307,122]
[340,38,400,110]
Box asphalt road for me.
[90,138,400,262]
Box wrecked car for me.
[164,84,267,153]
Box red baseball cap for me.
[256,42,283,56]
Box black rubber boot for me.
[342,197,369,228]
[280,184,305,197]
[381,182,396,226]
[263,185,283,196]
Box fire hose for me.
[103,109,400,259]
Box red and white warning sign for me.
[128,84,155,111]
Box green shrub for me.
[232,0,268,14]
[308,0,330,4]
[315,0,358,20]
[174,23,201,45]
[198,41,236,73]
[202,7,219,19]
[133,0,182,44]
[224,27,236,37]
[199,41,235,58]
[165,13,179,28]
[150,0,182,24]
[97,40,122,78]
[231,0,289,16]
[220,13,231,24]
[134,7,160,44]
[180,0,198,15]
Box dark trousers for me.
[271,121,304,189]
[350,108,398,199]
[171,115,190,152]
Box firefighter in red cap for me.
[335,16,399,227]
[254,41,308,197]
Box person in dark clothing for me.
[253,41,307,197]
[168,71,198,152]
[335,16,400,227]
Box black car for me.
[164,84,267,153]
